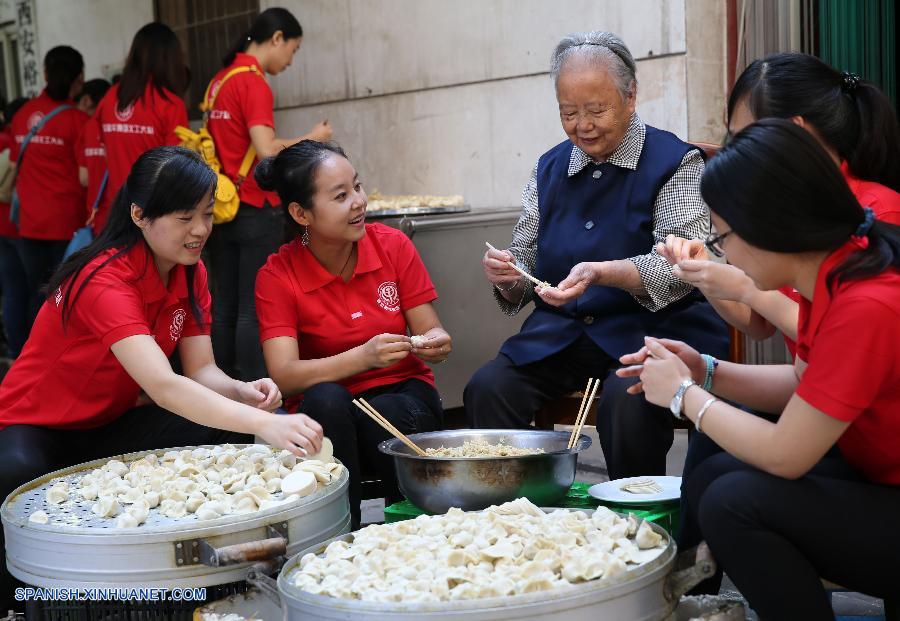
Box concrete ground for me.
[362,425,887,619]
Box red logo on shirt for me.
[115,104,135,122]
[169,308,186,341]
[376,282,400,312]
[27,112,44,130]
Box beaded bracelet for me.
[700,354,718,391]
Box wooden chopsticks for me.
[568,378,600,449]
[485,242,552,289]
[352,398,427,456]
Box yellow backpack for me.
[175,65,262,224]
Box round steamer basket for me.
[1,445,350,589]
[270,512,717,621]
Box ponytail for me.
[222,7,303,66]
[846,81,900,192]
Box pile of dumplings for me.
[290,498,665,603]
[32,443,344,529]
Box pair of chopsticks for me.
[485,242,552,289]
[352,398,427,456]
[567,378,600,449]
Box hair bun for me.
[254,156,278,190]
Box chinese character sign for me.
[16,0,39,97]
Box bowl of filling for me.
[378,429,591,513]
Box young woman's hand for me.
[625,338,696,407]
[617,337,705,395]
[656,234,708,266]
[411,329,452,364]
[256,413,323,457]
[536,262,599,306]
[673,260,758,303]
[362,333,412,368]
[236,378,283,412]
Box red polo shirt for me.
[76,116,112,235]
[206,53,279,209]
[10,91,88,240]
[794,241,900,484]
[0,242,211,430]
[256,223,437,400]
[95,83,188,203]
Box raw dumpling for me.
[127,499,150,525]
[92,497,120,517]
[45,482,69,505]
[115,513,139,529]
[281,470,316,497]
[195,501,224,521]
[29,510,49,524]
[307,437,334,463]
[635,521,664,549]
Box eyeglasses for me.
[704,230,732,258]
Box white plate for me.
[588,476,682,505]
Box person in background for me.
[0,98,28,358]
[207,7,332,382]
[255,141,449,528]
[94,22,188,202]
[9,46,88,326]
[618,119,900,620]
[75,78,112,235]
[0,146,323,612]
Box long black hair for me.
[727,52,900,192]
[255,139,347,212]
[47,146,216,327]
[702,118,900,290]
[222,7,303,67]
[117,22,187,111]
[44,46,84,101]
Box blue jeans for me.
[0,236,29,356]
[208,205,284,381]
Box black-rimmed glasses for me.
[704,230,732,258]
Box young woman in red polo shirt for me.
[0,147,324,607]
[0,97,28,358]
[75,78,112,235]
[254,141,451,527]
[618,120,900,620]
[94,22,189,215]
[9,46,88,326]
[207,7,332,383]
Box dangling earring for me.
[301,226,310,246]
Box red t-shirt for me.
[76,116,112,235]
[794,241,900,484]
[0,127,17,238]
[256,224,437,401]
[9,91,88,240]
[0,242,212,430]
[206,53,279,209]
[95,83,188,203]
[778,167,900,357]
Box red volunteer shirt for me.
[206,53,279,209]
[0,242,211,430]
[778,167,900,357]
[0,127,17,238]
[76,116,112,235]
[10,91,88,240]
[95,83,187,202]
[794,241,900,484]
[256,224,436,400]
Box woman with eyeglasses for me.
[617,119,900,619]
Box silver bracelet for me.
[495,278,521,293]
[696,397,719,433]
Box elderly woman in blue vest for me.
[464,31,729,478]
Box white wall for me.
[34,0,153,81]
[265,0,707,209]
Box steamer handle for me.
[246,566,282,607]
[202,537,287,567]
[664,542,717,602]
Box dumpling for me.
[281,471,316,497]
[127,500,150,525]
[105,460,129,478]
[116,513,139,529]
[185,492,207,513]
[307,437,334,463]
[194,501,224,521]
[92,497,120,518]
[45,482,69,505]
[635,521,664,549]
[29,510,49,524]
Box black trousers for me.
[685,452,900,620]
[0,404,252,612]
[463,334,675,479]
[17,238,68,329]
[298,379,443,528]
[208,205,284,381]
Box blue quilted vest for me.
[500,127,730,364]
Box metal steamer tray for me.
[268,511,717,621]
[1,445,350,589]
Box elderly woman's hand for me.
[617,337,705,396]
[673,260,757,303]
[656,234,707,266]
[482,246,522,290]
[535,262,599,306]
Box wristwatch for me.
[669,379,696,418]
